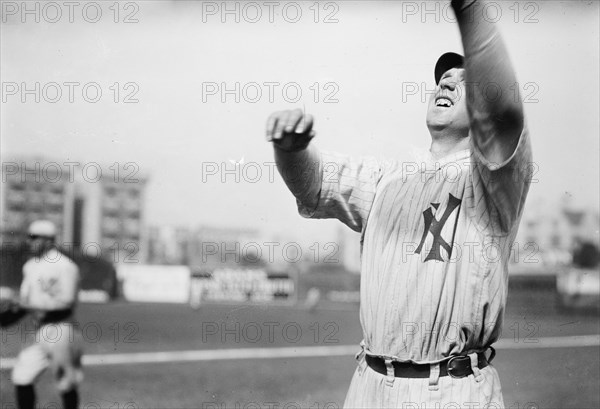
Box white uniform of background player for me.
[12,220,83,409]
[266,1,532,407]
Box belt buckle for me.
[447,355,470,379]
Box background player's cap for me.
[435,52,464,84]
[28,220,57,238]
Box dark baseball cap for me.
[434,52,464,84]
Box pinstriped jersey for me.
[298,129,532,363]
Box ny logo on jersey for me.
[40,277,59,296]
[415,193,462,262]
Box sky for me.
[1,0,599,243]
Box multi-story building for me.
[1,158,75,245]
[1,157,148,263]
[78,173,148,263]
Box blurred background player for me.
[304,287,321,312]
[189,274,203,310]
[9,220,83,409]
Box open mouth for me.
[435,97,453,108]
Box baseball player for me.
[7,220,83,409]
[265,0,532,407]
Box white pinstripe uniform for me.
[297,127,532,407]
[13,248,84,391]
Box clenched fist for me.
[265,109,316,152]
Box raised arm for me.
[266,108,322,211]
[451,0,532,233]
[265,109,388,232]
[452,0,524,166]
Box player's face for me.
[26,235,53,256]
[426,68,469,135]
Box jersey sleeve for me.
[470,124,533,235]
[56,259,80,307]
[296,151,389,232]
[19,261,33,306]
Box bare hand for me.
[265,108,316,152]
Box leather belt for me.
[365,348,494,379]
[39,308,73,324]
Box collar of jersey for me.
[423,148,470,172]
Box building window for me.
[8,201,25,212]
[50,184,64,194]
[105,186,118,197]
[103,217,121,235]
[9,181,25,191]
[129,188,140,199]
[8,191,26,205]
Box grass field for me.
[1,285,599,409]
